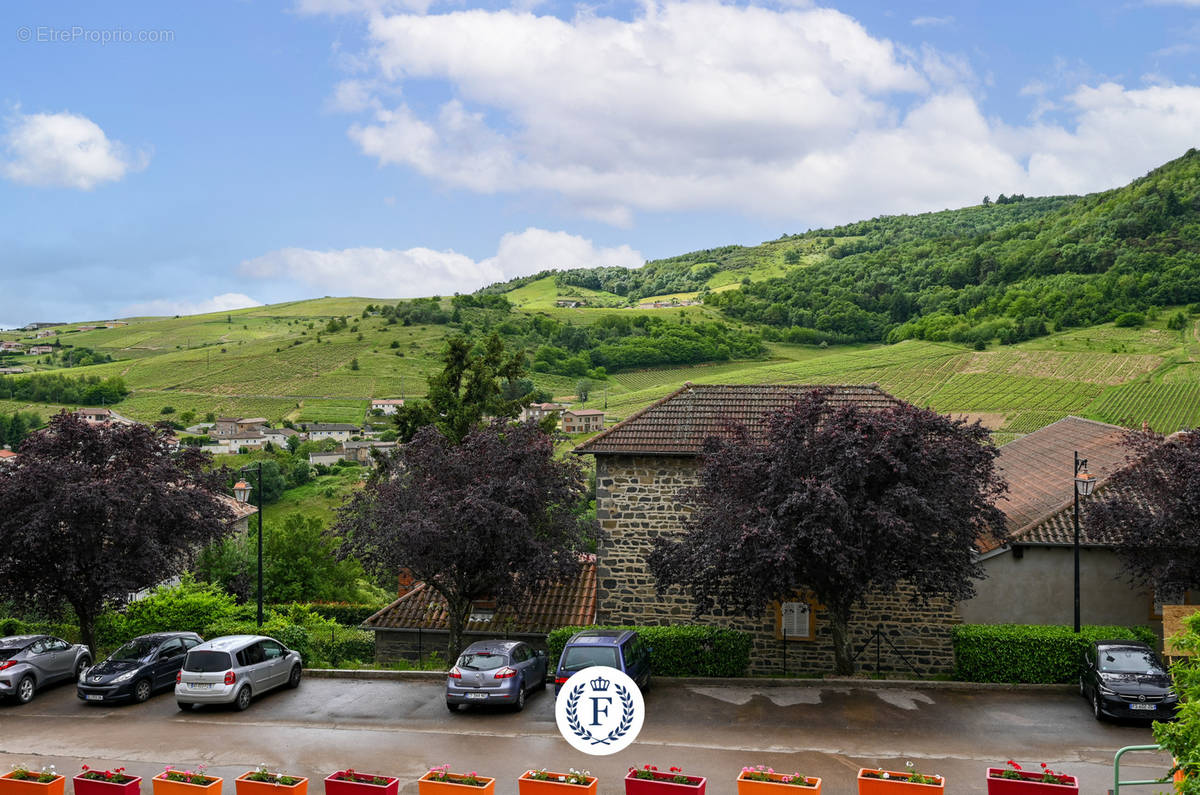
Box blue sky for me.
[2,0,1199,328]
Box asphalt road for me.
[0,676,1171,794]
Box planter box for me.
[323,772,399,795]
[0,773,66,795]
[625,770,707,795]
[74,775,143,795]
[151,775,223,795]
[736,772,821,794]
[518,771,597,795]
[985,769,1078,793]
[857,770,943,795]
[234,774,309,795]
[417,772,495,795]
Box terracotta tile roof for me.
[363,556,596,634]
[985,416,1130,551]
[0,449,17,459]
[574,383,902,456]
[564,409,605,416]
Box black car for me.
[77,632,202,704]
[1080,640,1179,721]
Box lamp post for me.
[232,462,264,627]
[1073,452,1096,633]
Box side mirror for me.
[535,649,547,658]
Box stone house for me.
[303,422,360,442]
[521,402,568,423]
[574,383,960,676]
[561,409,605,433]
[261,427,299,447]
[364,557,597,663]
[211,417,239,437]
[342,440,397,465]
[371,399,405,415]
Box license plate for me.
[1130,703,1156,710]
[85,694,103,701]
[466,692,488,700]
[189,683,214,690]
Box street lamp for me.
[232,463,264,627]
[1073,453,1096,633]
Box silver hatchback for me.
[174,635,301,711]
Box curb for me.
[302,669,1075,693]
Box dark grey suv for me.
[78,632,202,704]
[0,635,92,704]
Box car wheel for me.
[1093,693,1104,722]
[514,681,526,712]
[75,657,91,681]
[234,686,252,711]
[287,664,302,689]
[446,701,460,713]
[133,679,153,704]
[15,676,35,704]
[177,701,193,711]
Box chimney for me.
[397,569,416,597]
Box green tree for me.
[393,333,526,444]
[264,513,364,603]
[575,378,595,403]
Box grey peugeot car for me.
[78,632,202,704]
[175,635,302,711]
[446,639,547,712]
[0,635,92,704]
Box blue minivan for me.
[553,629,651,694]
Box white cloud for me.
[332,2,1200,226]
[3,111,147,190]
[119,293,263,318]
[239,228,643,296]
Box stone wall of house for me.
[374,629,548,665]
[594,453,958,675]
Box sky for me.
[2,0,1199,329]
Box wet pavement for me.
[0,676,1170,794]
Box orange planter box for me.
[736,772,821,794]
[517,771,597,795]
[857,770,943,794]
[234,774,308,795]
[0,772,66,795]
[416,772,494,795]
[151,774,223,795]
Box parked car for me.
[77,632,202,704]
[553,629,651,694]
[1080,640,1179,721]
[175,635,301,711]
[446,639,547,712]
[0,634,92,705]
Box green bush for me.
[204,604,374,667]
[546,625,752,677]
[953,624,1158,683]
[269,603,382,627]
[122,577,240,637]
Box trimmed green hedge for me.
[953,624,1158,683]
[546,625,752,678]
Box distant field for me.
[4,297,1199,441]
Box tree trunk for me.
[829,605,855,676]
[71,601,97,659]
[443,596,472,665]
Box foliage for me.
[740,766,814,787]
[1155,609,1200,793]
[246,460,287,505]
[546,624,751,676]
[952,623,1157,683]
[648,390,1007,674]
[244,766,300,786]
[0,372,129,406]
[79,766,133,784]
[1087,430,1200,598]
[9,766,59,783]
[274,602,382,626]
[161,766,215,786]
[0,410,41,449]
[201,602,373,667]
[120,576,240,638]
[0,413,233,652]
[393,333,527,444]
[528,769,592,785]
[336,420,592,660]
[426,766,486,787]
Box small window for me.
[260,640,284,660]
[243,644,266,665]
[48,638,70,651]
[778,601,814,641]
[469,606,495,622]
[159,639,184,659]
[184,651,233,672]
[183,638,201,650]
[511,646,528,663]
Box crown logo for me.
[589,675,611,692]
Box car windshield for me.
[183,651,233,672]
[560,646,618,672]
[1100,648,1161,673]
[0,649,15,661]
[457,652,507,671]
[109,638,157,662]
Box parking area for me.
[0,675,1171,794]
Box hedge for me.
[546,625,752,678]
[953,624,1158,683]
[267,602,382,627]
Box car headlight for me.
[1097,683,1117,696]
[112,670,137,683]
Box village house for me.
[342,440,398,465]
[261,426,300,447]
[308,447,346,467]
[561,408,605,433]
[303,422,360,442]
[76,326,98,332]
[27,345,53,355]
[0,449,17,465]
[370,399,405,415]
[0,367,26,375]
[520,402,568,423]
[104,321,128,328]
[227,431,267,451]
[0,341,24,352]
[35,330,56,339]
[234,417,268,434]
[210,417,239,437]
[364,558,598,663]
